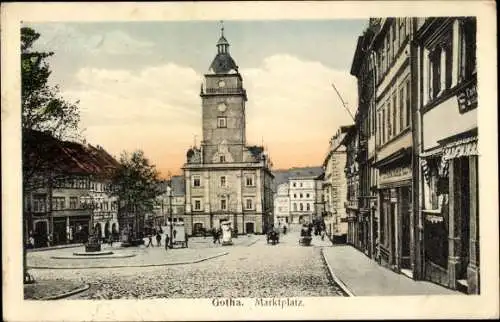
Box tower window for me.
[192,175,201,187]
[220,155,226,163]
[220,176,226,187]
[217,117,227,128]
[221,199,227,210]
[245,198,253,210]
[245,176,254,186]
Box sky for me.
[26,20,367,177]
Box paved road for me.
[30,232,345,299]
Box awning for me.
[442,136,478,160]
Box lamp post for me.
[168,185,173,249]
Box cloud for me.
[63,63,203,174]
[27,23,155,56]
[63,54,358,176]
[241,54,357,165]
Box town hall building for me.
[182,25,274,236]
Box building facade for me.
[323,128,349,242]
[182,26,274,236]
[414,17,479,294]
[273,182,290,225]
[23,130,120,247]
[288,176,319,225]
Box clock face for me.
[217,102,227,112]
[218,80,226,88]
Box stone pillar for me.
[467,155,480,294]
[237,171,243,213]
[447,159,460,289]
[422,48,430,106]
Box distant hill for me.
[272,166,324,192]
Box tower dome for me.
[209,21,238,74]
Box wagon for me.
[266,230,280,245]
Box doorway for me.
[34,221,48,247]
[400,186,412,270]
[245,222,255,234]
[457,157,471,280]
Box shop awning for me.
[442,136,478,160]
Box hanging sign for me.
[379,165,412,184]
[457,82,478,113]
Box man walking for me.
[146,234,153,247]
[156,231,162,246]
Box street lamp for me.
[168,184,173,249]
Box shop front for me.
[375,149,413,275]
[420,130,479,293]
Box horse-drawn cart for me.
[266,229,280,245]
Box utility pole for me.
[331,83,356,122]
[168,175,174,249]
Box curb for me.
[39,283,91,300]
[28,252,229,270]
[27,244,83,253]
[245,239,259,247]
[320,247,355,297]
[50,254,136,260]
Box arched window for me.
[293,203,297,211]
[306,203,310,211]
[299,203,303,211]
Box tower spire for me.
[220,20,224,37]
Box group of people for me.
[211,227,223,244]
[300,222,327,240]
[145,227,172,248]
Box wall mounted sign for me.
[457,81,477,113]
[379,165,412,184]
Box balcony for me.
[204,87,246,95]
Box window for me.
[293,194,297,198]
[300,193,303,198]
[399,87,405,132]
[217,117,227,128]
[299,203,303,211]
[69,197,78,209]
[293,203,297,211]
[220,199,227,210]
[33,194,46,213]
[245,176,254,186]
[399,18,406,45]
[194,199,202,211]
[52,197,65,210]
[192,176,201,187]
[459,18,476,81]
[386,102,391,140]
[306,203,310,211]
[377,111,381,146]
[392,93,397,136]
[429,46,442,99]
[306,193,310,198]
[405,81,411,127]
[220,155,226,163]
[300,183,303,187]
[220,176,226,187]
[245,198,253,210]
[381,109,385,144]
[292,183,296,187]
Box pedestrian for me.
[29,235,35,249]
[165,234,170,251]
[321,229,326,241]
[156,232,162,246]
[283,225,287,235]
[212,227,217,244]
[146,234,153,247]
[108,234,113,247]
[217,227,222,244]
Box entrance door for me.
[458,157,470,280]
[400,186,412,269]
[245,222,255,234]
[53,219,67,245]
[193,223,204,236]
[34,221,48,247]
[390,201,397,267]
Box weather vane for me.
[220,20,224,36]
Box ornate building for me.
[182,25,274,235]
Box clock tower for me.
[183,23,274,237]
[200,24,247,164]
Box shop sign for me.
[457,82,478,113]
[379,165,412,184]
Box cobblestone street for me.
[28,232,345,299]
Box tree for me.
[111,150,163,241]
[22,27,81,283]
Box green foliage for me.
[112,150,163,216]
[21,26,80,140]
